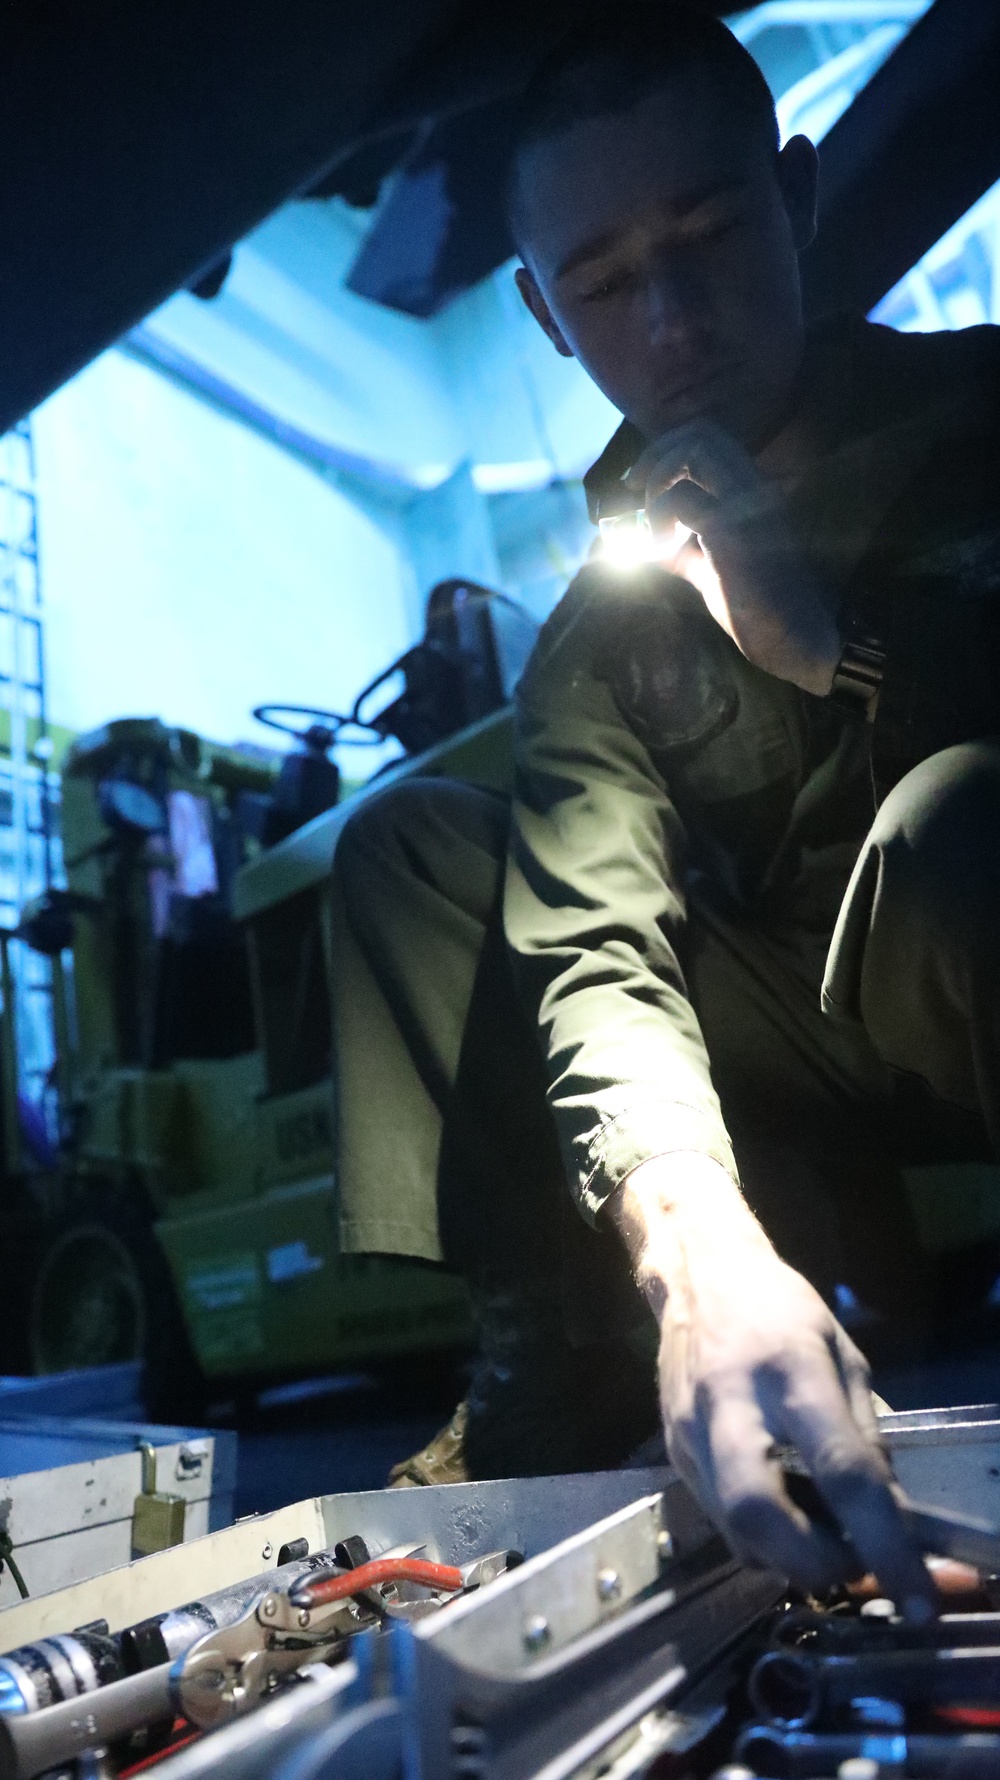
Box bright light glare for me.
[599,511,693,572]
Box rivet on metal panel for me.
[262,1542,274,1561]
[261,1596,277,1618]
[657,1529,674,1562]
[522,1614,551,1655]
[298,1609,311,1628]
[597,1567,621,1602]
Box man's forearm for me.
[604,1150,773,1316]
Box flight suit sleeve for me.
[504,568,740,1223]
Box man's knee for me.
[336,777,509,926]
[337,781,435,890]
[868,741,1000,944]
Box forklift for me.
[1,581,534,1417]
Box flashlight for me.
[598,507,658,569]
[597,502,693,573]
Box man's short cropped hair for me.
[506,4,780,243]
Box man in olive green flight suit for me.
[330,6,1000,1614]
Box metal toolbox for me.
[0,1466,732,1780]
[0,1415,236,1611]
[0,1465,665,1652]
[0,1406,997,1780]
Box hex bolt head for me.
[262,1542,274,1561]
[261,1596,277,1618]
[522,1614,551,1654]
[298,1609,311,1628]
[596,1567,621,1602]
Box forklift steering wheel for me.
[252,703,386,748]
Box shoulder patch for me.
[593,572,740,755]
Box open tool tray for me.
[0,1407,998,1780]
[138,1473,782,1780]
[0,1466,684,1779]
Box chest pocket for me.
[598,578,740,757]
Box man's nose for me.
[646,259,704,350]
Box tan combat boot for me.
[387,1400,470,1487]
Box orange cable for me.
[295,1557,464,1606]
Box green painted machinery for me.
[11,709,514,1414]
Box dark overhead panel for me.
[0,0,558,435]
[0,0,462,433]
[306,130,420,212]
[0,0,756,431]
[801,0,1000,319]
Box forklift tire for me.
[28,1190,208,1424]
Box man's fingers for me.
[648,480,718,536]
[624,426,710,494]
[624,421,749,504]
[830,1324,883,1446]
[778,1351,936,1619]
[709,1392,856,1588]
[677,1387,857,1590]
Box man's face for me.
[514,69,818,451]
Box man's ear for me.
[514,265,575,358]
[776,134,820,253]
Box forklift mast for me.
[59,718,278,1083]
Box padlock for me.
[131,1442,186,1559]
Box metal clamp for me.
[174,1586,375,1730]
[172,1543,507,1731]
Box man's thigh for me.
[337,776,510,1102]
[684,899,923,1311]
[332,777,510,1259]
[686,897,892,1127]
[339,775,510,949]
